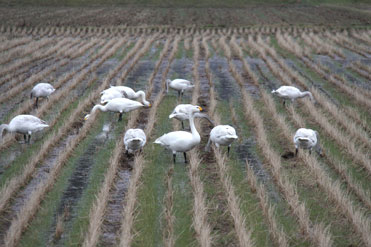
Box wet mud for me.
[99,42,168,246]
[314,55,371,90]
[49,120,113,245]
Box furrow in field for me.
[248,37,371,176]
[80,35,160,247]
[221,38,334,247]
[119,36,180,247]
[1,36,141,247]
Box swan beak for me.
[148,103,152,107]
[198,106,203,111]
[84,115,89,121]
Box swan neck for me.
[301,91,313,101]
[137,91,149,105]
[0,124,9,137]
[189,114,200,140]
[92,104,106,114]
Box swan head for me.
[187,106,203,116]
[271,89,277,94]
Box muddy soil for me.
[99,43,168,246]
[0,55,59,121]
[2,5,370,27]
[0,127,78,245]
[49,120,114,246]
[314,55,371,90]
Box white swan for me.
[0,115,49,143]
[124,128,146,154]
[169,104,214,129]
[84,98,144,121]
[100,88,124,104]
[205,125,238,155]
[166,79,194,98]
[107,86,151,107]
[271,86,313,105]
[293,128,319,155]
[30,83,56,107]
[154,105,202,163]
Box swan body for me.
[30,83,56,107]
[169,104,214,129]
[84,98,144,121]
[100,88,124,104]
[124,128,146,154]
[206,125,238,155]
[293,128,318,155]
[106,86,151,107]
[271,86,313,105]
[154,105,202,163]
[166,79,194,98]
[0,115,49,143]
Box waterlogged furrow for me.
[0,39,126,216]
[0,38,81,105]
[276,33,370,133]
[0,39,113,151]
[220,39,333,247]
[248,37,371,176]
[119,37,180,247]
[2,36,135,247]
[81,35,159,247]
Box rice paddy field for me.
[0,24,370,247]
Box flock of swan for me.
[0,78,320,162]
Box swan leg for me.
[228,146,230,156]
[309,149,312,155]
[118,113,123,121]
[295,147,298,156]
[183,152,188,164]
[173,153,176,164]
[35,97,39,108]
[181,121,184,130]
[27,134,31,144]
[24,134,27,143]
[283,100,285,106]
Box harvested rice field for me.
[0,25,370,247]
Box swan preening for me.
[0,115,49,143]
[271,86,313,105]
[205,125,238,155]
[31,83,56,107]
[154,105,202,163]
[101,86,151,107]
[124,128,146,154]
[166,79,195,99]
[84,98,145,121]
[293,128,320,155]
[169,104,214,129]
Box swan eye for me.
[198,106,203,111]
